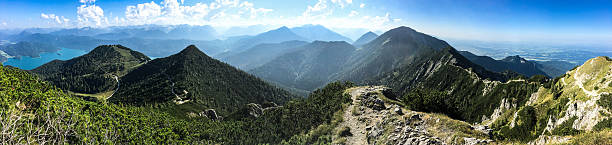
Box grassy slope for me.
[2,63,354,144]
[489,56,612,142]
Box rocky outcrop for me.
[481,98,517,126]
[463,137,492,145]
[360,92,386,111]
[200,109,221,121]
[338,86,492,145]
[367,113,444,145]
[246,103,264,118]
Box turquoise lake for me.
[3,48,87,70]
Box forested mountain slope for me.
[250,41,356,91]
[377,52,612,143]
[1,63,356,144]
[222,40,308,71]
[337,26,457,82]
[459,51,549,77]
[352,31,378,46]
[31,45,150,95]
[111,45,295,115]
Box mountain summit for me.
[459,51,549,77]
[352,31,379,46]
[227,26,308,53]
[176,44,207,57]
[32,45,150,95]
[111,45,295,115]
[291,24,353,43]
[337,26,453,82]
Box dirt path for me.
[106,74,120,99]
[339,87,369,145]
[573,66,600,96]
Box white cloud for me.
[1,22,6,26]
[330,0,351,8]
[38,0,396,32]
[40,13,70,24]
[370,13,390,27]
[76,0,107,27]
[348,10,358,17]
[125,1,163,23]
[40,13,50,19]
[302,0,353,19]
[123,0,273,26]
[80,0,96,3]
[297,1,395,31]
[303,0,330,18]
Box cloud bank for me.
[37,0,401,32]
[40,13,70,25]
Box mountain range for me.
[30,44,294,116]
[459,51,577,78]
[250,41,356,91]
[459,51,549,77]
[1,25,610,144]
[247,26,499,92]
[110,45,294,115]
[290,24,354,43]
[222,40,309,71]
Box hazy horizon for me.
[0,0,611,48]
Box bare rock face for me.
[200,109,220,121]
[360,93,386,111]
[246,103,264,118]
[367,114,444,145]
[463,137,493,145]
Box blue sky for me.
[0,0,611,46]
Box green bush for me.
[551,116,582,136]
[599,94,612,110]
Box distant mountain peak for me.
[275,26,291,31]
[370,26,449,51]
[92,44,129,50]
[89,45,135,55]
[388,26,418,34]
[177,45,207,57]
[353,31,379,46]
[290,25,353,43]
[32,45,151,94]
[312,40,351,46]
[502,55,528,63]
[257,26,299,37]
